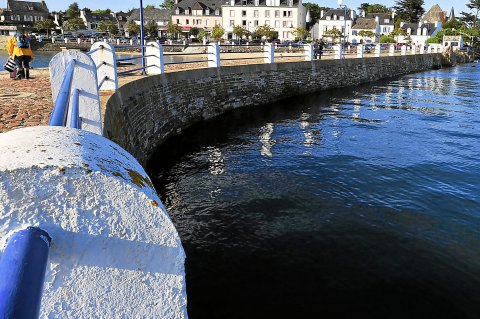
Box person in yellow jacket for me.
[6,32,34,80]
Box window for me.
[242,20,247,26]
[242,0,247,4]
[265,20,270,25]
[323,26,328,32]
[339,16,344,20]
[287,0,293,6]
[282,21,287,27]
[215,20,220,25]
[384,19,389,23]
[326,16,331,20]
[254,10,259,18]
[230,10,235,17]
[255,0,259,5]
[242,10,247,17]
[185,9,190,14]
[288,11,292,17]
[352,30,357,35]
[206,20,209,26]
[254,20,259,26]
[275,10,280,18]
[193,9,202,16]
[186,19,189,24]
[275,20,280,27]
[333,15,337,20]
[283,11,287,17]
[215,9,220,15]
[265,10,270,18]
[196,19,202,24]
[176,18,180,23]
[206,9,210,15]
[175,8,180,14]
[230,20,235,26]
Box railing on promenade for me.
[0,227,52,318]
[49,59,79,128]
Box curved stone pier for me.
[104,54,443,166]
[0,126,187,318]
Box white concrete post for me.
[130,39,134,46]
[375,44,381,57]
[49,51,102,135]
[64,38,68,44]
[203,38,206,45]
[334,44,342,59]
[288,43,292,52]
[88,42,118,91]
[411,45,416,55]
[419,45,425,54]
[263,43,274,64]
[51,37,55,44]
[90,38,95,45]
[389,44,395,56]
[0,126,188,319]
[401,45,407,55]
[116,39,120,45]
[77,38,81,44]
[357,44,364,58]
[208,42,220,68]
[304,43,314,61]
[146,41,164,75]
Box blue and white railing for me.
[0,227,52,318]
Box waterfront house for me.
[221,0,307,41]
[350,17,376,44]
[127,8,171,38]
[311,8,355,43]
[172,0,223,37]
[0,0,50,35]
[80,9,117,31]
[365,12,394,36]
[111,11,130,35]
[443,35,464,49]
[398,21,443,45]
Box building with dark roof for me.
[398,20,443,45]
[172,0,223,34]
[312,8,356,42]
[80,9,117,30]
[127,8,171,37]
[420,4,446,24]
[0,0,50,35]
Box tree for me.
[358,3,370,12]
[466,0,480,28]
[389,28,408,42]
[127,21,140,36]
[190,27,201,38]
[64,18,85,30]
[358,30,376,38]
[379,35,395,43]
[66,2,80,18]
[324,28,342,43]
[145,20,158,37]
[292,27,309,40]
[366,4,388,13]
[393,0,425,22]
[198,29,208,42]
[97,20,119,36]
[254,25,276,40]
[167,22,182,39]
[145,5,156,10]
[211,25,225,41]
[304,3,330,30]
[34,18,56,37]
[160,0,175,9]
[233,25,247,39]
[92,9,111,14]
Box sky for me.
[1,0,471,15]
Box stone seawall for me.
[104,54,443,166]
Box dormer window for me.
[333,15,337,20]
[185,9,190,14]
[28,6,34,10]
[384,18,389,23]
[339,16,344,20]
[206,9,210,15]
[287,0,293,6]
[326,16,331,20]
[215,9,220,15]
[175,8,180,14]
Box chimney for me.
[375,16,380,24]
[362,10,365,17]
[320,10,324,19]
[418,21,422,27]
[350,10,356,20]
[400,21,405,27]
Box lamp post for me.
[139,0,146,75]
[338,0,347,59]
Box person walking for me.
[6,32,34,80]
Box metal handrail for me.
[49,59,76,127]
[164,59,210,65]
[0,227,52,318]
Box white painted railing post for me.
[401,45,407,55]
[49,51,102,134]
[116,39,120,45]
[264,43,274,64]
[89,42,118,91]
[357,44,364,58]
[375,44,381,57]
[208,42,220,68]
[51,37,55,44]
[304,43,314,61]
[411,45,416,55]
[334,44,342,59]
[64,38,68,44]
[90,38,95,45]
[389,44,395,56]
[146,41,164,75]
[77,38,81,44]
[130,39,134,46]
[419,45,425,54]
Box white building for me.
[172,0,223,36]
[312,8,356,43]
[398,21,442,45]
[222,0,307,41]
[443,35,464,49]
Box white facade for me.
[222,0,307,41]
[397,21,443,45]
[312,9,356,42]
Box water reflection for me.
[259,123,275,157]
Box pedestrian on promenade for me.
[6,31,34,80]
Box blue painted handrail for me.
[49,59,76,127]
[70,88,80,129]
[0,227,52,318]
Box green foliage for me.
[64,17,85,30]
[127,21,140,36]
[358,3,388,13]
[379,35,395,43]
[254,25,276,40]
[145,20,158,36]
[66,2,80,18]
[197,30,208,42]
[145,5,155,10]
[324,28,342,42]
[304,3,330,30]
[92,9,111,14]
[97,20,119,35]
[34,19,56,35]
[190,27,201,37]
[390,28,408,37]
[233,25,247,39]
[427,36,441,43]
[211,25,225,41]
[160,0,176,9]
[393,0,425,22]
[292,27,309,40]
[167,22,183,39]
[358,30,376,38]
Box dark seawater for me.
[148,64,480,319]
[0,51,57,69]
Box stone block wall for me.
[104,54,443,166]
